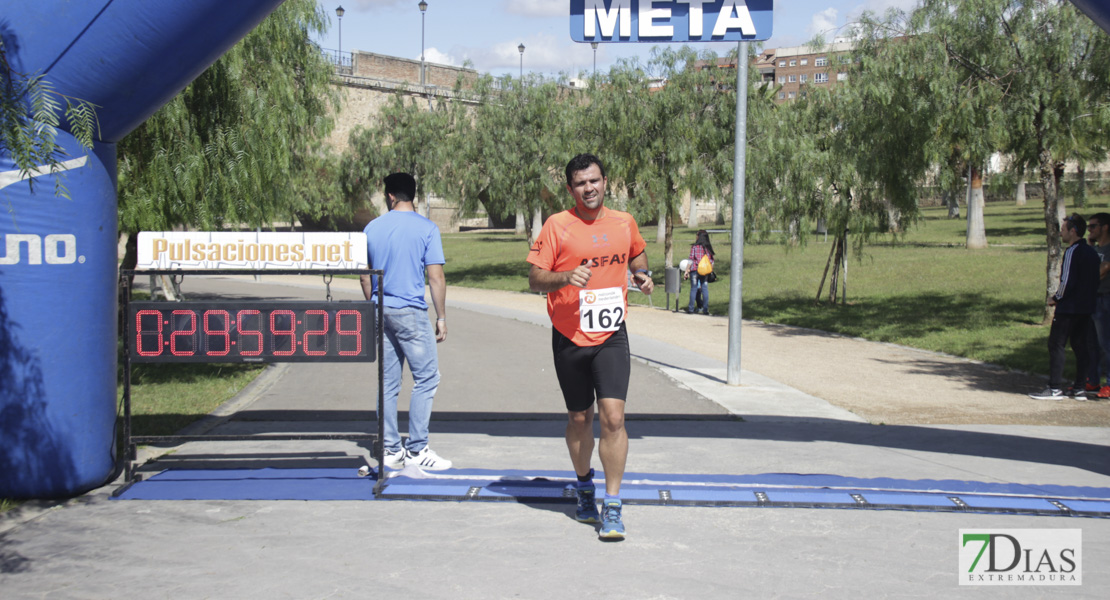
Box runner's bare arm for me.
[629,252,654,295]
[529,263,591,292]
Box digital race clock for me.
[127,301,375,363]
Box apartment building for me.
[755,40,854,102]
[695,41,854,103]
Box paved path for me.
[2,275,1108,599]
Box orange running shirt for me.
[527,208,647,347]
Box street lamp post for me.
[419,1,428,86]
[336,6,344,69]
[516,42,527,235]
[591,42,598,76]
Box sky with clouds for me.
[317,1,920,78]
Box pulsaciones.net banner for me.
[137,232,368,270]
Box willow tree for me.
[342,92,456,222]
[741,29,941,302]
[116,0,338,242]
[1,38,97,200]
[443,74,575,247]
[594,47,734,266]
[916,0,1110,319]
[847,9,1006,249]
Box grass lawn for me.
[442,196,1110,377]
[116,288,267,439]
[120,362,265,437]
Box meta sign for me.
[570,0,773,43]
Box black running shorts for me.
[551,322,631,412]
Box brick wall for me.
[351,50,478,89]
[319,52,485,233]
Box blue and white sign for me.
[570,0,773,43]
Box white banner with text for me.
[137,231,368,270]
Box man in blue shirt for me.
[360,172,451,470]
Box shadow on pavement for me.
[130,411,1110,478]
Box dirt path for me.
[447,286,1110,427]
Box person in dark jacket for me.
[1031,213,1101,400]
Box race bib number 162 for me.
[579,286,625,332]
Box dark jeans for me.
[1048,312,1094,389]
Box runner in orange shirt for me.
[527,153,654,540]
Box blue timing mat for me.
[113,467,1110,518]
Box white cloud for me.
[456,33,589,75]
[863,0,920,13]
[848,0,921,19]
[807,8,839,37]
[346,0,410,10]
[420,47,460,67]
[502,0,565,18]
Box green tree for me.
[916,0,1110,319]
[341,72,576,247]
[595,46,735,266]
[1,38,97,199]
[742,31,939,301]
[341,93,456,223]
[449,74,575,247]
[849,8,1005,249]
[116,0,338,240]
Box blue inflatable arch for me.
[1072,0,1110,35]
[1,0,285,498]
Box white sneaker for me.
[405,447,452,471]
[382,449,406,470]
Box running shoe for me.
[405,447,453,471]
[575,484,600,523]
[383,449,406,470]
[1029,387,1066,400]
[1099,386,1110,399]
[1084,383,1101,397]
[599,498,625,540]
[1064,385,1084,398]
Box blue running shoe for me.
[575,484,600,523]
[599,498,625,540]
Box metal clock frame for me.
[116,268,386,497]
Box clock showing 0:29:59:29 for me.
[127,301,375,363]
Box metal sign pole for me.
[726,40,749,386]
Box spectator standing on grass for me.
[359,172,452,470]
[1030,213,1100,401]
[684,229,715,315]
[1086,212,1110,399]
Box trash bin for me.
[665,267,681,295]
[665,267,682,312]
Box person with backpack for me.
[684,229,715,315]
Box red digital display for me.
[128,301,375,363]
